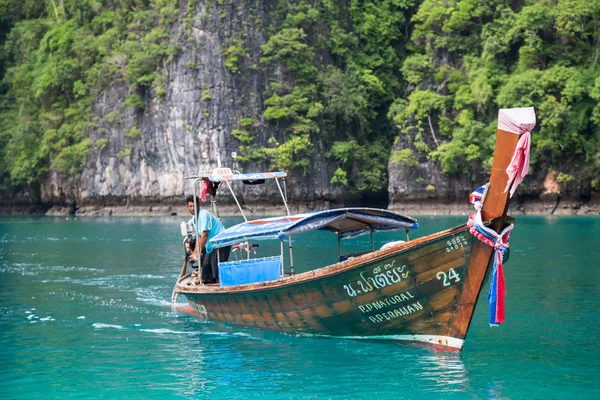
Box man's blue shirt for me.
[197,209,225,254]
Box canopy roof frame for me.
[210,208,418,250]
[185,169,290,219]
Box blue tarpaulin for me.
[218,256,282,287]
[210,208,418,249]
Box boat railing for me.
[230,242,260,261]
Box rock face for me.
[387,128,484,213]
[79,2,264,206]
[0,187,46,215]
[388,158,477,205]
[387,134,598,215]
[39,1,340,213]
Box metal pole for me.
[280,239,284,277]
[225,180,247,222]
[275,178,291,216]
[337,234,341,261]
[216,248,221,285]
[211,194,220,220]
[283,178,288,202]
[406,229,410,241]
[288,237,294,275]
[370,229,374,252]
[193,178,201,244]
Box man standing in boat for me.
[186,195,231,284]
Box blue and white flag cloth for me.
[469,183,489,205]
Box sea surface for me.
[1,215,599,399]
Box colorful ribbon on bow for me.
[467,210,513,326]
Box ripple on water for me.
[92,323,125,330]
[139,328,194,335]
[136,296,172,307]
[0,263,104,276]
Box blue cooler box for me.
[219,256,282,287]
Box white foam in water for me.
[201,331,229,336]
[27,314,35,320]
[232,332,253,337]
[77,316,85,319]
[139,328,192,335]
[92,323,125,330]
[136,297,171,307]
[40,317,52,321]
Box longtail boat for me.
[172,107,536,352]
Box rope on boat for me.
[467,208,513,326]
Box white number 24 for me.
[437,268,461,287]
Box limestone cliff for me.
[18,1,597,217]
[40,1,340,215]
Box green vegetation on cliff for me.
[1,0,599,196]
[0,0,178,187]
[250,0,600,194]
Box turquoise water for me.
[1,215,599,399]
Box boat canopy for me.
[210,208,418,249]
[206,169,287,183]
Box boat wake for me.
[92,323,125,330]
[139,328,195,335]
[92,322,197,336]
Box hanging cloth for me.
[467,209,513,326]
[498,108,536,197]
[199,178,211,202]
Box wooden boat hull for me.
[178,222,496,351]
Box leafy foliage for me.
[231,0,416,191]
[391,0,600,186]
[0,0,178,188]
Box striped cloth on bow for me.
[467,210,513,326]
[469,184,488,206]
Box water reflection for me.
[166,314,477,399]
[418,353,469,391]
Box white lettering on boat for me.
[367,301,424,323]
[436,267,461,287]
[342,260,409,298]
[358,290,415,313]
[445,235,468,253]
